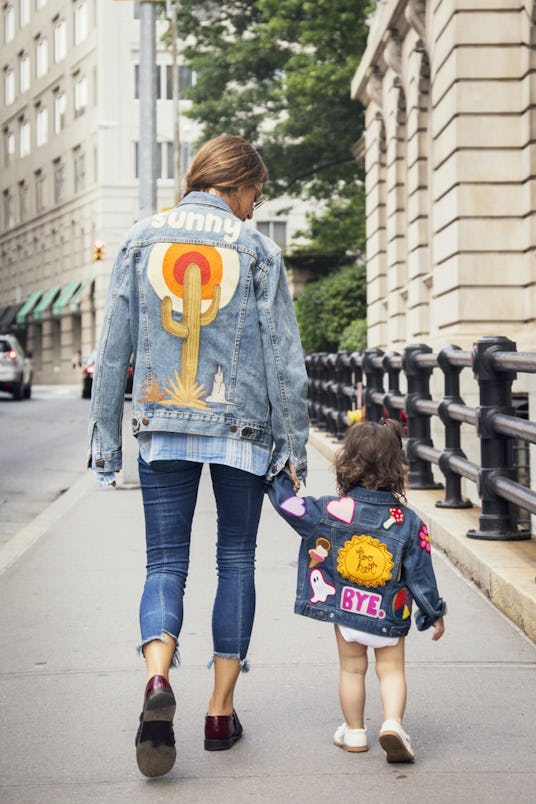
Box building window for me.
[134,64,161,100]
[74,1,88,45]
[135,141,180,180]
[3,190,14,229]
[18,180,29,221]
[35,169,46,212]
[54,19,66,62]
[54,91,66,133]
[74,75,87,117]
[4,68,15,106]
[4,5,15,44]
[73,146,85,193]
[4,128,15,167]
[19,53,31,93]
[20,0,30,26]
[257,220,287,248]
[53,157,64,203]
[36,105,48,146]
[164,64,195,98]
[19,119,31,157]
[36,38,48,79]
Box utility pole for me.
[138,1,157,215]
[166,1,181,203]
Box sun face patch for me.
[337,534,394,589]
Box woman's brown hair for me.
[334,419,407,500]
[184,134,268,196]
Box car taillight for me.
[86,365,95,375]
[6,350,17,360]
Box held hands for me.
[285,460,301,493]
[431,616,445,641]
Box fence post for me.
[435,345,473,509]
[362,347,384,422]
[403,343,441,489]
[468,336,525,539]
[382,351,404,425]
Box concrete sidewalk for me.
[0,441,535,803]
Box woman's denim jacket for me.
[88,192,309,480]
[267,473,446,637]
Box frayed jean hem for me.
[206,654,250,673]
[136,632,181,669]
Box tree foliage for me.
[173,0,371,205]
[295,263,367,354]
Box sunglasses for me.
[253,193,266,211]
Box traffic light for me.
[93,240,105,261]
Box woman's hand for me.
[285,460,301,493]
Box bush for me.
[295,262,366,353]
[339,318,367,353]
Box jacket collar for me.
[347,485,399,506]
[178,191,235,215]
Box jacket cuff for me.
[414,597,447,631]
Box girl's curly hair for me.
[334,419,407,500]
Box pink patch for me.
[280,496,306,518]
[326,497,355,524]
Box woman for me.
[88,134,309,777]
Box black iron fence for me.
[306,336,536,541]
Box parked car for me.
[82,350,134,399]
[0,334,32,400]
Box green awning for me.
[52,280,82,316]
[16,290,42,325]
[32,285,61,320]
[69,276,95,313]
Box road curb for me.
[0,471,94,576]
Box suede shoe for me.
[379,719,415,763]
[204,710,243,751]
[135,675,176,777]
[333,722,368,753]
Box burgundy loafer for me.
[204,710,243,751]
[135,675,177,777]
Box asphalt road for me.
[0,384,90,546]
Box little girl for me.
[268,420,446,763]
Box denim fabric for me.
[88,192,309,481]
[138,455,265,664]
[267,473,446,638]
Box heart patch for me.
[280,496,306,518]
[326,496,355,524]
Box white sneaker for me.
[379,719,415,762]
[333,722,368,753]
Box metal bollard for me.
[435,345,473,509]
[403,343,441,489]
[468,336,527,540]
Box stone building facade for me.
[351,0,536,355]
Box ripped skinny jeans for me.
[137,455,265,667]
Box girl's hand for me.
[431,617,445,641]
[285,460,301,493]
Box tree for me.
[295,263,366,354]
[174,1,371,237]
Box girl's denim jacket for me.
[88,192,309,480]
[267,473,446,637]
